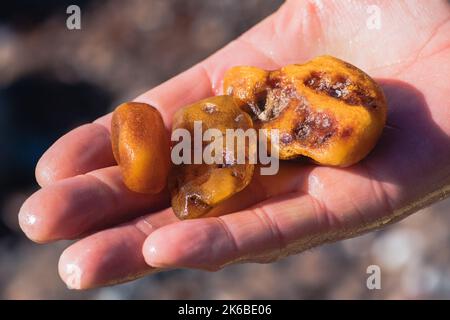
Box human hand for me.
[19,0,450,289]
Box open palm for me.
[19,0,450,289]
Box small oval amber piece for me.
[111,102,170,194]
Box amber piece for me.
[111,102,170,194]
[223,55,387,166]
[169,96,254,219]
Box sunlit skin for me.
[18,0,450,289]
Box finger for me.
[142,193,321,270]
[139,163,312,270]
[19,166,169,243]
[142,162,398,270]
[35,123,115,187]
[142,193,363,271]
[59,209,177,290]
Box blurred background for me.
[1,0,450,299]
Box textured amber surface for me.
[111,102,170,194]
[169,95,254,219]
[223,55,387,166]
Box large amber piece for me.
[223,55,387,166]
[169,96,254,219]
[111,102,170,194]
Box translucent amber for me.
[169,96,254,219]
[111,102,170,194]
[223,55,387,166]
